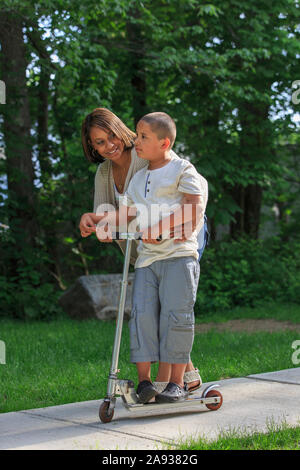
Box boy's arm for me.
[141,193,204,243]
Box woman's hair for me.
[81,108,136,163]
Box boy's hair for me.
[139,112,176,149]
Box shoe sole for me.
[155,394,189,404]
[188,381,202,392]
[138,387,158,404]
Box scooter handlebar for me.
[113,232,162,241]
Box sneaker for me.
[155,382,189,403]
[136,380,157,404]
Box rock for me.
[59,273,135,321]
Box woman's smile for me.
[106,146,118,156]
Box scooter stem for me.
[106,238,132,398]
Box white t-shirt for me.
[121,154,208,268]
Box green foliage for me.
[0,225,124,319]
[0,0,300,319]
[0,241,64,320]
[196,237,300,314]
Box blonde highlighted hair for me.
[81,108,136,163]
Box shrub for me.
[195,237,300,315]
[0,244,64,320]
[1,234,299,320]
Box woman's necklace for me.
[113,153,130,193]
[115,168,126,192]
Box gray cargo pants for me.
[129,256,200,364]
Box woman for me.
[79,107,201,393]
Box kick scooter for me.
[99,233,223,423]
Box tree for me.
[0,0,299,318]
[0,9,39,252]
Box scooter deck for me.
[122,394,221,413]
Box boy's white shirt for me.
[121,153,208,269]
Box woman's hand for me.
[140,224,162,244]
[79,213,97,237]
[96,223,113,243]
[171,222,195,243]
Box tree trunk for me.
[26,24,53,181]
[0,12,39,249]
[230,101,270,239]
[126,10,148,125]
[230,184,262,239]
[37,65,51,179]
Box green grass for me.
[173,419,300,450]
[195,301,300,324]
[0,302,299,414]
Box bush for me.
[0,243,64,320]
[195,236,300,315]
[1,233,299,320]
[0,275,63,320]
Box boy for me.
[95,112,208,403]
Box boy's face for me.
[135,120,168,160]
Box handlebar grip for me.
[114,232,162,241]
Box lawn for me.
[174,419,300,450]
[0,302,299,414]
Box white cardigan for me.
[93,147,147,264]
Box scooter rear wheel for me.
[99,400,114,423]
[205,390,223,410]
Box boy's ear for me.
[161,137,171,150]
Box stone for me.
[59,273,135,321]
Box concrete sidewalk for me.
[1,368,299,450]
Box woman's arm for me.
[80,205,137,241]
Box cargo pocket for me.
[129,307,140,351]
[181,258,200,308]
[166,310,194,356]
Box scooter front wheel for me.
[99,400,114,423]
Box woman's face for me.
[89,126,125,162]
